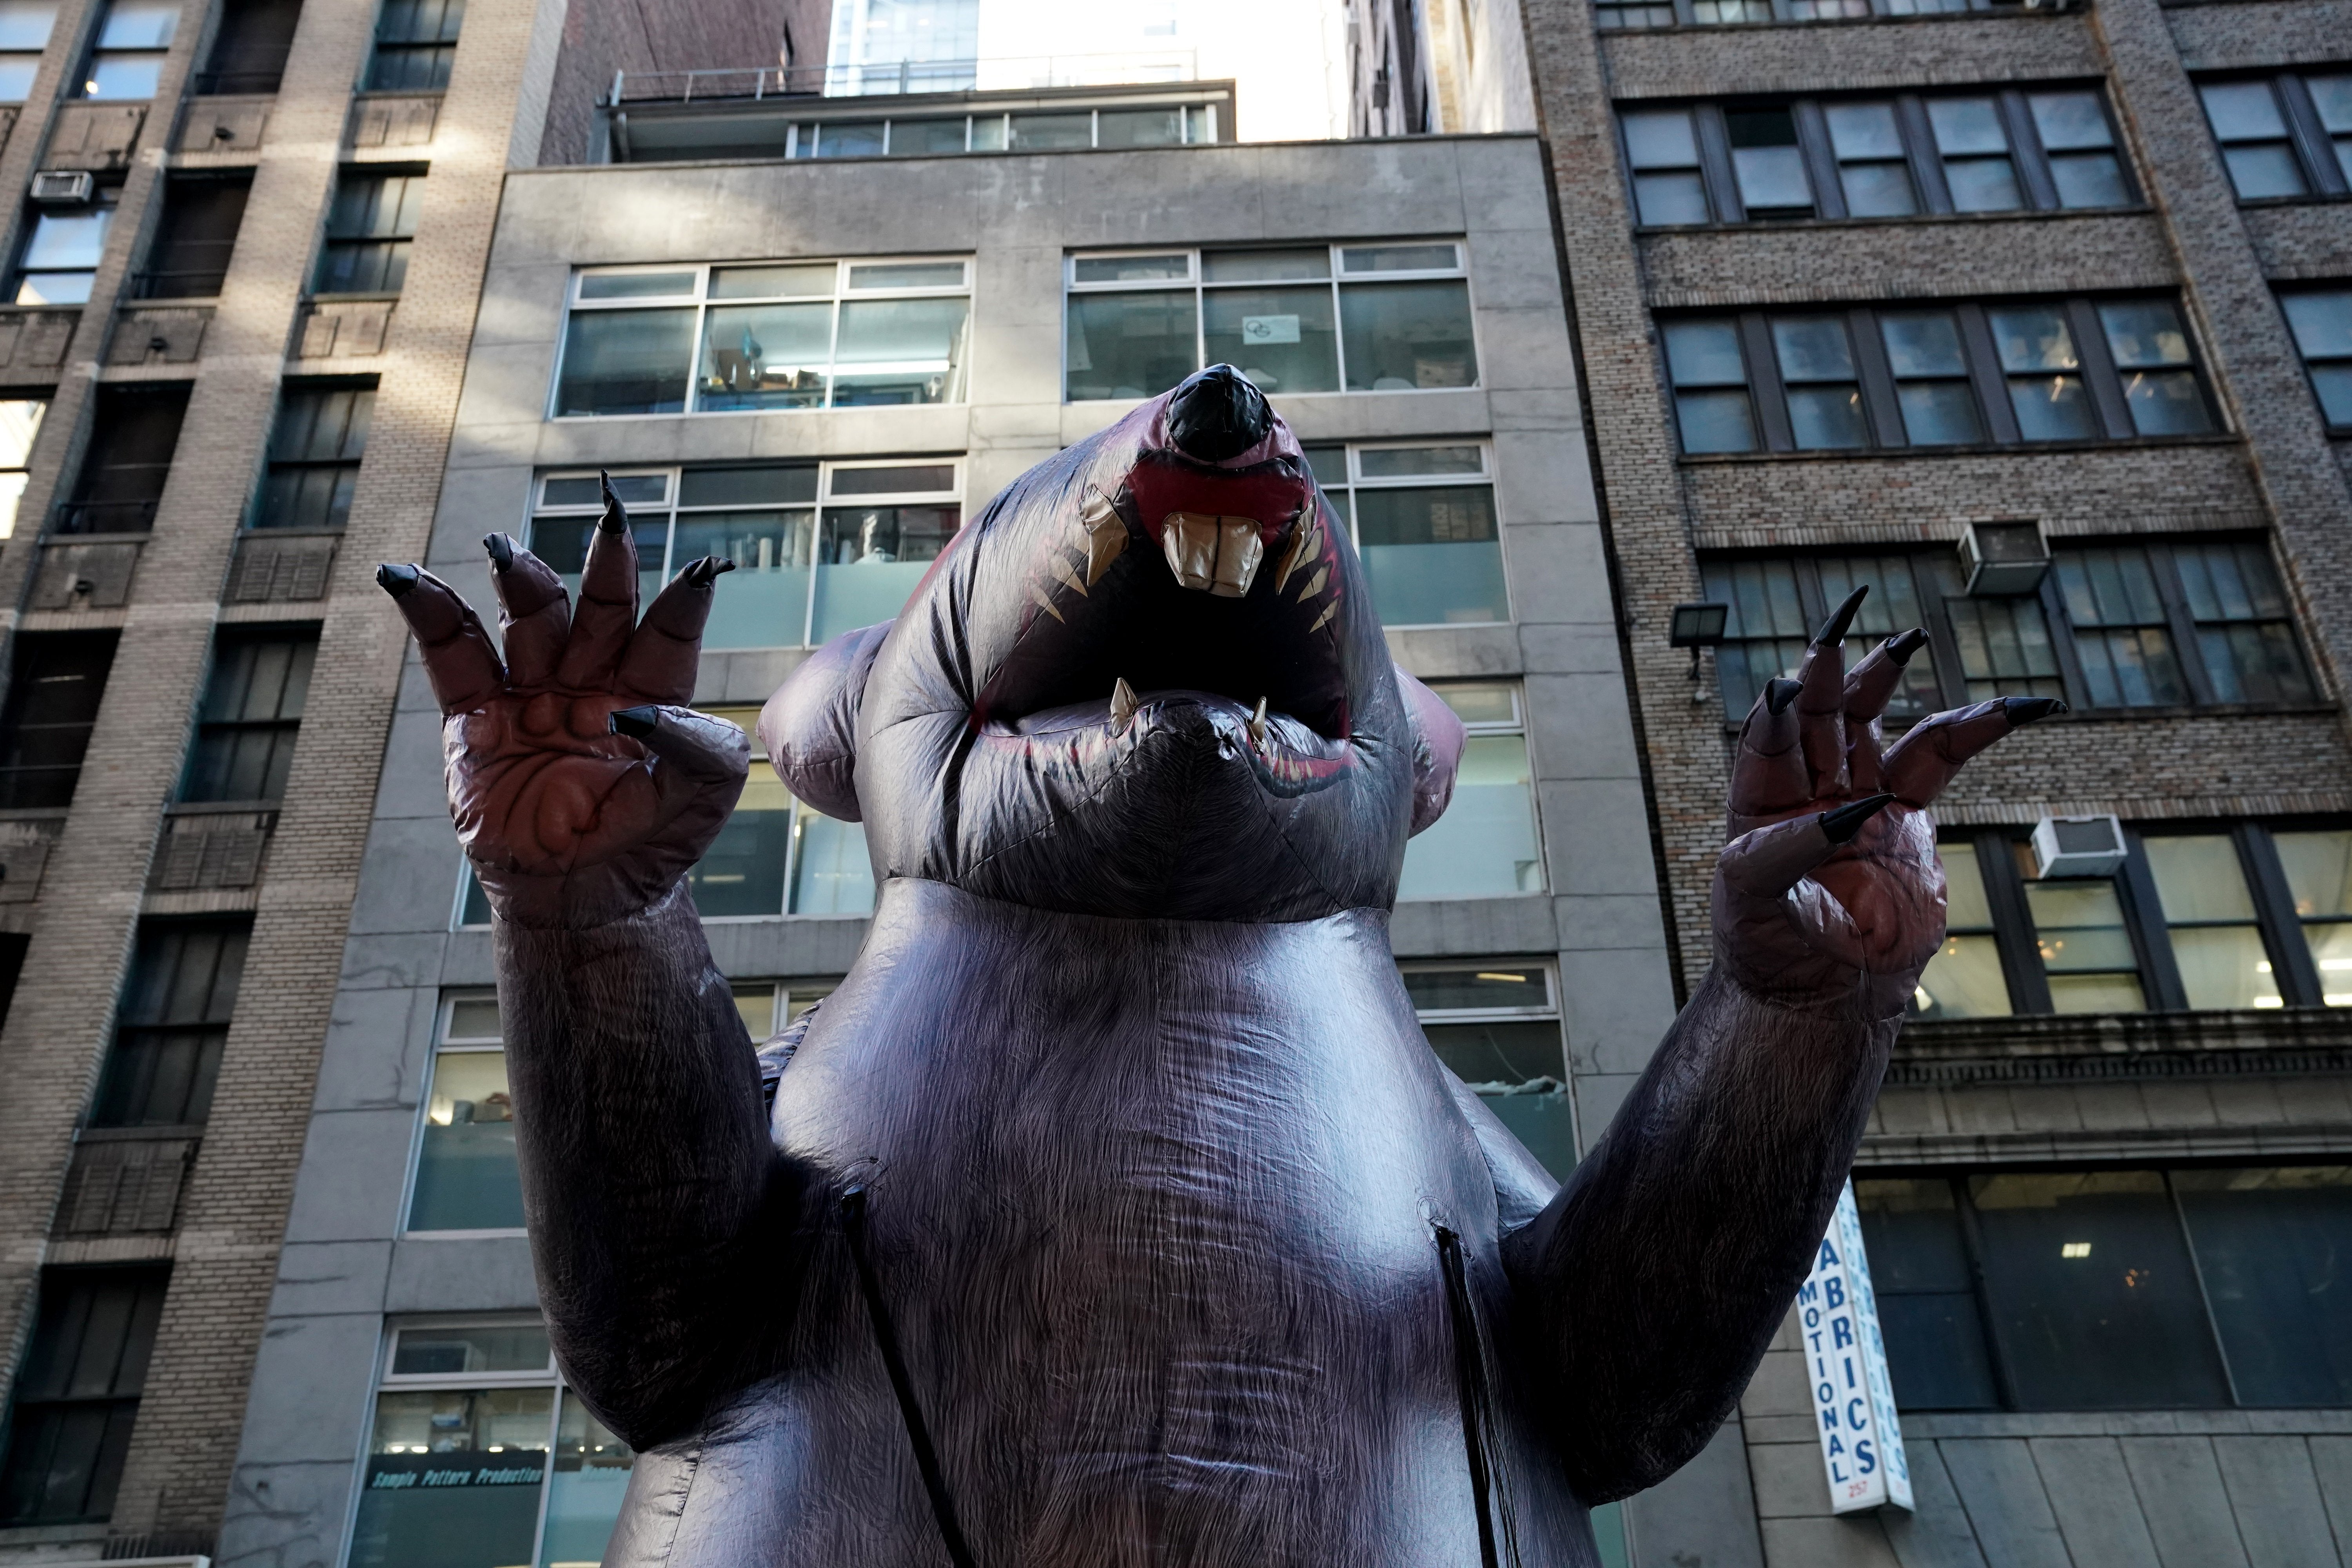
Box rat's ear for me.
[759,622,891,823]
[1397,668,1466,837]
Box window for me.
[408,994,521,1231]
[2052,546,2187,707]
[694,706,873,918]
[1301,442,1504,627]
[2198,73,2352,201]
[1702,554,1955,720]
[1617,89,2132,226]
[351,1321,637,1568]
[196,0,297,93]
[80,0,173,96]
[732,978,836,1043]
[314,171,422,295]
[90,920,248,1126]
[1662,296,2215,455]
[1858,1167,2352,1411]
[0,631,116,808]
[0,396,44,537]
[2054,541,2312,708]
[1911,822,2351,1018]
[59,383,189,533]
[1600,0,2077,27]
[782,103,1215,158]
[1405,962,1573,1176]
[2281,289,2352,430]
[526,461,961,650]
[0,0,57,101]
[365,0,459,91]
[0,1267,169,1524]
[252,383,372,529]
[1063,242,1476,401]
[1397,683,1542,900]
[137,173,248,298]
[14,195,114,303]
[557,259,971,416]
[180,630,315,802]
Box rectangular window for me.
[0,1267,169,1524]
[60,383,189,533]
[2199,73,2352,201]
[0,0,56,101]
[777,103,1213,159]
[366,0,459,91]
[90,919,248,1126]
[2143,834,2282,1010]
[1604,0,2068,27]
[1301,441,1504,627]
[252,382,373,529]
[180,630,316,802]
[2171,540,2316,704]
[695,706,873,918]
[0,631,116,807]
[79,0,174,97]
[1700,554,1954,720]
[2024,858,2148,1014]
[1063,241,1476,402]
[1618,88,2131,225]
[1397,682,1542,900]
[1910,841,2012,1019]
[0,396,45,537]
[2281,289,2352,430]
[2052,546,2187,708]
[1859,1166,2352,1412]
[15,195,114,304]
[558,259,971,416]
[196,0,297,93]
[1663,295,2216,456]
[2274,829,2352,1006]
[526,461,960,650]
[732,978,836,1044]
[137,172,248,298]
[1404,962,1573,1176]
[408,994,522,1232]
[352,1321,636,1568]
[314,171,423,295]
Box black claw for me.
[1764,677,1803,716]
[683,556,737,586]
[376,563,418,597]
[1886,627,1929,666]
[1818,792,1896,845]
[1813,584,1869,648]
[608,704,660,739]
[598,469,628,535]
[483,533,514,570]
[2003,696,2068,725]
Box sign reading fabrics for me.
[1802,1181,1912,1513]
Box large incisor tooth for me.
[1111,677,1140,728]
[1080,486,1127,586]
[1160,513,1266,598]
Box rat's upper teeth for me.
[1161,513,1263,598]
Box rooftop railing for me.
[610,51,1201,105]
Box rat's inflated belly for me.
[600,878,1595,1568]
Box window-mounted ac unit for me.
[2031,814,2126,879]
[29,170,92,203]
[1958,520,2051,596]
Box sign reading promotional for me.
[1800,1180,1912,1514]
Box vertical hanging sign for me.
[1802,1180,1911,1513]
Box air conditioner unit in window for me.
[2031,814,2127,879]
[1958,520,2051,596]
[29,170,92,203]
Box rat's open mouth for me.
[969,372,1355,790]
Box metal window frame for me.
[1301,437,1508,630]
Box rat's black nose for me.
[1166,365,1273,462]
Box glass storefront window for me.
[556,260,971,416]
[407,997,523,1233]
[1064,241,1477,402]
[1398,683,1543,900]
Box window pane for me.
[845,261,964,291]
[1622,107,1699,169]
[2024,877,2145,1013]
[1357,445,1483,478]
[1634,170,1710,227]
[1725,109,1811,218]
[1674,388,1756,453]
[350,1389,552,1568]
[1096,107,1183,148]
[556,309,693,416]
[23,211,109,271]
[1855,1180,1999,1410]
[541,1391,635,1568]
[1072,254,1188,283]
[1969,1172,2230,1408]
[674,510,813,648]
[0,1,55,49]
[1338,243,1459,273]
[2100,302,2212,435]
[579,271,697,300]
[1421,1018,1563,1085]
[1940,595,2058,702]
[2222,145,2309,200]
[1401,965,1546,1011]
[1352,484,1504,626]
[1201,283,1338,395]
[2029,93,2130,213]
[1008,111,1091,149]
[1398,733,1541,898]
[885,117,969,154]
[690,771,789,917]
[1202,247,1330,283]
[1928,96,2009,154]
[1772,317,1866,449]
[1666,320,1758,453]
[1428,683,1518,726]
[698,302,831,410]
[84,53,162,98]
[2201,81,2288,141]
[2276,830,2352,919]
[790,801,874,914]
[2282,292,2352,426]
[813,120,884,157]
[2175,1168,2352,1406]
[390,1326,550,1376]
[1339,280,1476,392]
[1813,555,1939,717]
[1912,934,2011,1019]
[1703,557,1807,710]
[812,505,956,641]
[2143,834,2257,917]
[1065,289,1196,401]
[831,296,968,405]
[408,1050,521,1230]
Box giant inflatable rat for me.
[381,365,2054,1567]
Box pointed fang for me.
[1027,583,1064,622]
[1248,696,1268,748]
[1297,564,1328,603]
[1308,601,1338,634]
[1111,677,1140,728]
[1048,552,1088,597]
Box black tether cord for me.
[841,1187,980,1568]
[1435,1224,1503,1568]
